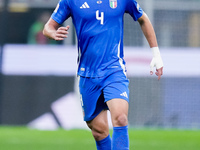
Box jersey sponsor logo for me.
[109,0,117,9]
[80,2,90,9]
[120,92,128,98]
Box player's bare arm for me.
[138,12,164,80]
[138,12,158,48]
[43,18,69,41]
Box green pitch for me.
[0,126,199,150]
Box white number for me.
[96,10,104,25]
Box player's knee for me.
[113,114,128,127]
[90,126,109,141]
[87,121,109,141]
[92,129,108,141]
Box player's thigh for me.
[86,109,108,130]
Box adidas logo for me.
[120,92,128,98]
[80,2,90,9]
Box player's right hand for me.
[54,25,70,41]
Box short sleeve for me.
[51,0,71,24]
[125,0,143,21]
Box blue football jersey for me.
[51,0,143,77]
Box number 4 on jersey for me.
[96,10,104,25]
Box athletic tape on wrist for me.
[150,47,164,70]
[151,47,160,57]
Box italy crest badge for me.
[109,0,117,9]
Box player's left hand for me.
[150,47,164,80]
[150,67,163,80]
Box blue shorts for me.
[78,71,129,121]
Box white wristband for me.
[150,47,164,71]
[151,47,160,57]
